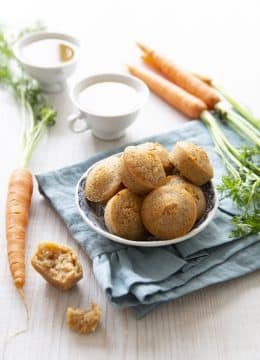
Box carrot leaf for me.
[201,110,260,237]
[0,24,57,167]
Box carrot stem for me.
[213,83,260,129]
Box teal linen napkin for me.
[36,121,259,318]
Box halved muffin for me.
[85,156,122,203]
[166,175,206,220]
[141,186,197,239]
[104,189,146,240]
[121,146,167,194]
[170,142,213,185]
[31,242,83,290]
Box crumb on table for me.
[66,304,101,334]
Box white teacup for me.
[68,73,149,140]
[14,32,80,93]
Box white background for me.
[1,0,260,359]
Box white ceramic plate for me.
[75,153,218,247]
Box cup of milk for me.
[68,73,149,140]
[14,32,80,93]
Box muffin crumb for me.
[67,304,101,334]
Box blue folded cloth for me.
[36,121,259,318]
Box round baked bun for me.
[141,186,197,239]
[170,142,213,185]
[166,175,206,220]
[85,156,122,203]
[121,146,166,194]
[104,189,146,240]
[137,142,172,172]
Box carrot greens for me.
[0,24,57,168]
[201,110,260,238]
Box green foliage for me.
[239,146,260,166]
[231,213,260,238]
[218,170,260,237]
[201,111,260,238]
[0,24,57,167]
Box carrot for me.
[142,54,213,86]
[1,27,56,349]
[141,54,156,69]
[137,43,219,109]
[191,72,212,86]
[128,65,207,118]
[6,168,33,290]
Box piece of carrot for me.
[191,72,212,86]
[128,65,207,118]
[137,43,219,109]
[6,168,33,290]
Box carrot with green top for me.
[137,43,219,108]
[0,26,56,307]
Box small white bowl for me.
[14,31,80,93]
[75,153,218,247]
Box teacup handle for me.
[68,111,90,133]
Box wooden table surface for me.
[1,1,260,359]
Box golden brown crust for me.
[170,142,213,185]
[104,189,146,240]
[66,304,101,334]
[31,242,83,290]
[121,157,152,194]
[121,146,166,194]
[141,186,197,239]
[137,142,172,172]
[85,156,122,203]
[166,175,206,220]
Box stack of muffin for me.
[85,142,213,241]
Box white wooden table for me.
[1,1,260,359]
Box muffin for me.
[137,142,172,172]
[31,242,83,290]
[141,186,197,239]
[170,142,213,185]
[166,175,206,220]
[104,189,146,240]
[121,146,167,194]
[85,156,122,203]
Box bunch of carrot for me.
[128,44,260,237]
[128,43,220,117]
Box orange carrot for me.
[142,54,213,86]
[141,54,157,69]
[128,65,207,118]
[6,168,33,291]
[137,43,219,109]
[191,72,212,86]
